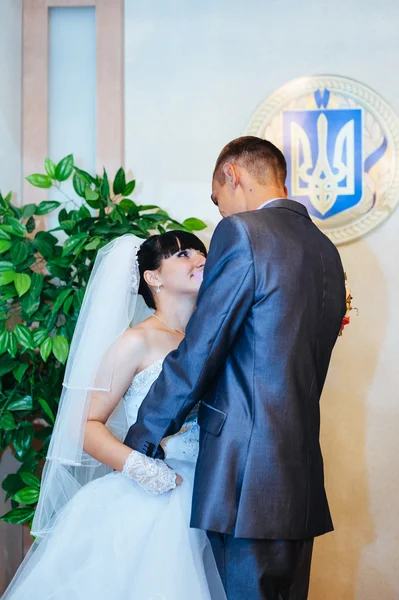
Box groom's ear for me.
[222,163,239,189]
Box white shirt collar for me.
[257,197,284,210]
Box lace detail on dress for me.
[123,358,200,463]
[123,360,163,426]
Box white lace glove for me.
[121,449,177,495]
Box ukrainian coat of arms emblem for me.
[246,76,399,244]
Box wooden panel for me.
[22,0,49,205]
[0,451,24,595]
[1,0,125,591]
[96,0,124,174]
[47,0,96,5]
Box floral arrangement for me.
[340,273,356,336]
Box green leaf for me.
[0,357,19,376]
[63,294,74,314]
[18,454,39,474]
[85,188,99,202]
[2,473,23,494]
[84,237,100,251]
[26,216,36,233]
[2,217,27,237]
[20,472,40,488]
[101,169,110,198]
[113,168,126,195]
[14,273,31,297]
[40,337,53,362]
[10,241,30,266]
[12,423,34,459]
[38,397,55,424]
[44,157,56,178]
[26,174,52,188]
[0,411,16,431]
[0,229,11,240]
[73,287,85,310]
[13,363,29,383]
[1,507,35,524]
[119,199,136,213]
[54,154,74,182]
[52,335,69,364]
[0,260,14,273]
[20,294,41,318]
[8,396,33,411]
[109,207,123,223]
[182,218,207,231]
[33,234,54,260]
[0,240,11,254]
[22,203,37,219]
[62,233,88,257]
[58,208,68,224]
[7,332,17,357]
[0,270,15,286]
[52,288,73,313]
[123,180,136,196]
[35,231,58,246]
[33,328,48,347]
[78,205,91,220]
[13,324,34,349]
[138,204,160,211]
[57,219,77,232]
[30,272,44,298]
[72,172,87,198]
[35,201,61,216]
[0,328,10,353]
[73,166,96,185]
[13,487,40,505]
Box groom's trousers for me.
[207,532,314,600]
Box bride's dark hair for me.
[137,230,207,309]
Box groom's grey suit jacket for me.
[125,199,346,540]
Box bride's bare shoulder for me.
[119,317,155,355]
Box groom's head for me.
[211,136,288,217]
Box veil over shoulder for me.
[32,234,149,538]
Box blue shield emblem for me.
[283,108,363,219]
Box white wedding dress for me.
[3,359,226,600]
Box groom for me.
[125,136,346,599]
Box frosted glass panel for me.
[48,7,96,220]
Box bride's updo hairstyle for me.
[137,230,207,309]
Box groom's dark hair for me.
[213,136,287,187]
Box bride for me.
[2,231,226,600]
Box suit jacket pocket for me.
[198,401,227,436]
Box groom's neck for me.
[244,184,287,212]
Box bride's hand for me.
[175,473,183,486]
[121,449,182,495]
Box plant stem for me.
[55,184,80,209]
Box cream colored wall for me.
[125,1,399,598]
[0,0,22,203]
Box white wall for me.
[0,0,22,203]
[125,2,399,598]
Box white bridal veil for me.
[31,234,152,538]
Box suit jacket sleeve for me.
[124,215,254,458]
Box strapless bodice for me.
[123,359,199,462]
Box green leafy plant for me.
[0,155,206,527]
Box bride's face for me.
[157,247,206,296]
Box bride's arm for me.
[84,329,182,494]
[83,329,145,471]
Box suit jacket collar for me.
[260,198,311,220]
